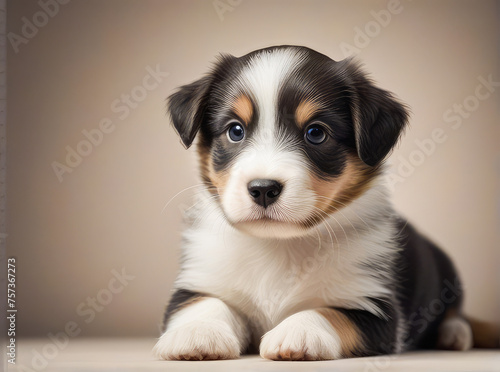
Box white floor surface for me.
[6,338,500,372]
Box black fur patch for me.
[162,289,204,332]
[276,56,353,179]
[334,298,400,356]
[395,220,464,349]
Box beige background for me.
[7,0,499,337]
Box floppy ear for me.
[346,61,409,167]
[167,76,211,149]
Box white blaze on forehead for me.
[219,49,317,237]
[237,48,306,141]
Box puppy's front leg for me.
[153,290,249,360]
[260,306,398,360]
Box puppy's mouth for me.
[226,207,313,239]
[235,220,311,239]
[238,204,297,224]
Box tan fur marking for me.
[177,296,206,313]
[295,99,321,128]
[468,316,500,348]
[316,308,364,357]
[208,159,230,196]
[197,136,229,196]
[305,154,380,228]
[197,139,215,194]
[232,95,253,124]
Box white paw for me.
[437,316,473,351]
[260,310,342,360]
[153,320,241,360]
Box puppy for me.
[153,45,477,361]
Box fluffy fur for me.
[153,46,478,361]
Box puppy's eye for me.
[227,122,245,143]
[305,124,327,145]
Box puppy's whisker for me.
[313,196,363,241]
[314,216,336,258]
[188,196,221,228]
[312,208,338,248]
[305,206,338,247]
[314,195,371,235]
[161,183,212,215]
[311,205,349,249]
[309,206,343,261]
[329,198,373,231]
[184,193,219,214]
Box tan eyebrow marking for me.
[295,99,321,128]
[232,95,253,124]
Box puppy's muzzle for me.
[247,179,283,208]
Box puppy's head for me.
[169,46,408,239]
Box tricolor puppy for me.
[153,46,475,361]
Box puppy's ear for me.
[168,76,211,149]
[345,61,409,167]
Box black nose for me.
[247,179,283,208]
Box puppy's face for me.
[169,46,408,238]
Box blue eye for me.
[227,122,245,142]
[305,124,327,144]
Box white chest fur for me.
[174,182,398,337]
